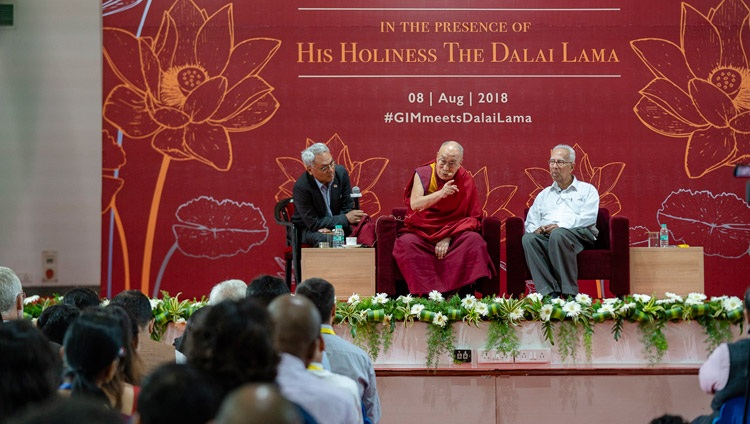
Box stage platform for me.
[336,320,738,424]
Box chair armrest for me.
[505,216,527,296]
[608,215,630,297]
[375,215,400,295]
[481,217,502,268]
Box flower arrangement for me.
[23,290,744,368]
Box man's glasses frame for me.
[549,160,572,167]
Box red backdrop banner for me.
[101,0,750,299]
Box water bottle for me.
[332,225,345,248]
[659,223,669,247]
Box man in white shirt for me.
[522,145,600,298]
[0,266,24,322]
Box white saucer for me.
[344,244,361,248]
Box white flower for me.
[347,294,361,305]
[372,292,389,305]
[686,292,707,305]
[174,317,186,324]
[551,297,566,306]
[149,298,162,309]
[539,304,554,321]
[562,301,582,318]
[410,304,425,315]
[632,294,651,303]
[665,292,684,302]
[722,296,743,312]
[711,295,728,302]
[99,299,110,307]
[599,303,616,315]
[474,302,489,317]
[461,295,477,310]
[493,296,503,303]
[397,294,413,305]
[618,302,636,315]
[428,290,444,302]
[603,297,620,306]
[23,295,40,305]
[526,293,543,303]
[656,298,676,305]
[575,293,592,306]
[508,308,525,321]
[432,312,448,328]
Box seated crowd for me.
[0,266,380,424]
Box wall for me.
[0,0,101,289]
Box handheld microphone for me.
[351,186,362,209]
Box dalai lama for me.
[393,141,495,295]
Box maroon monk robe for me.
[393,163,495,295]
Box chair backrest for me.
[274,198,295,244]
[523,207,611,250]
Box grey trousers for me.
[521,227,596,296]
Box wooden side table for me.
[301,247,376,300]
[629,247,704,296]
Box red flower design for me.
[631,0,750,178]
[103,0,280,170]
[657,189,750,257]
[172,196,269,258]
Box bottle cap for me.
[661,223,667,228]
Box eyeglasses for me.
[549,160,572,167]
[315,160,336,172]
[437,158,461,168]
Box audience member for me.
[186,299,277,400]
[291,142,366,246]
[692,287,750,424]
[173,305,212,363]
[215,383,304,424]
[0,266,24,321]
[393,141,494,295]
[268,294,359,424]
[522,144,600,298]
[651,415,689,424]
[134,363,222,424]
[111,290,175,376]
[0,320,61,421]
[246,274,290,307]
[61,308,129,414]
[208,279,248,305]
[307,336,363,423]
[7,397,123,424]
[104,304,144,386]
[296,278,381,423]
[36,303,80,346]
[61,287,100,310]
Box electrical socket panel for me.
[477,349,514,364]
[515,348,552,363]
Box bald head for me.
[215,383,303,424]
[267,294,321,359]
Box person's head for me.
[649,414,688,424]
[110,290,153,334]
[173,305,212,355]
[295,278,336,325]
[7,397,123,424]
[61,287,100,310]
[187,299,277,400]
[435,141,464,181]
[267,294,321,364]
[103,304,143,386]
[549,144,576,186]
[208,279,248,305]
[301,142,335,185]
[0,266,24,321]
[63,308,125,405]
[246,275,290,307]
[744,287,750,324]
[135,363,222,424]
[36,303,81,345]
[214,383,303,424]
[0,320,61,419]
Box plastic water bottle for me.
[659,223,669,247]
[332,225,345,248]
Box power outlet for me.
[477,349,514,364]
[453,349,472,363]
[515,348,552,363]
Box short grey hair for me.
[301,143,330,167]
[208,279,248,305]
[0,266,22,313]
[440,140,464,156]
[552,144,576,163]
